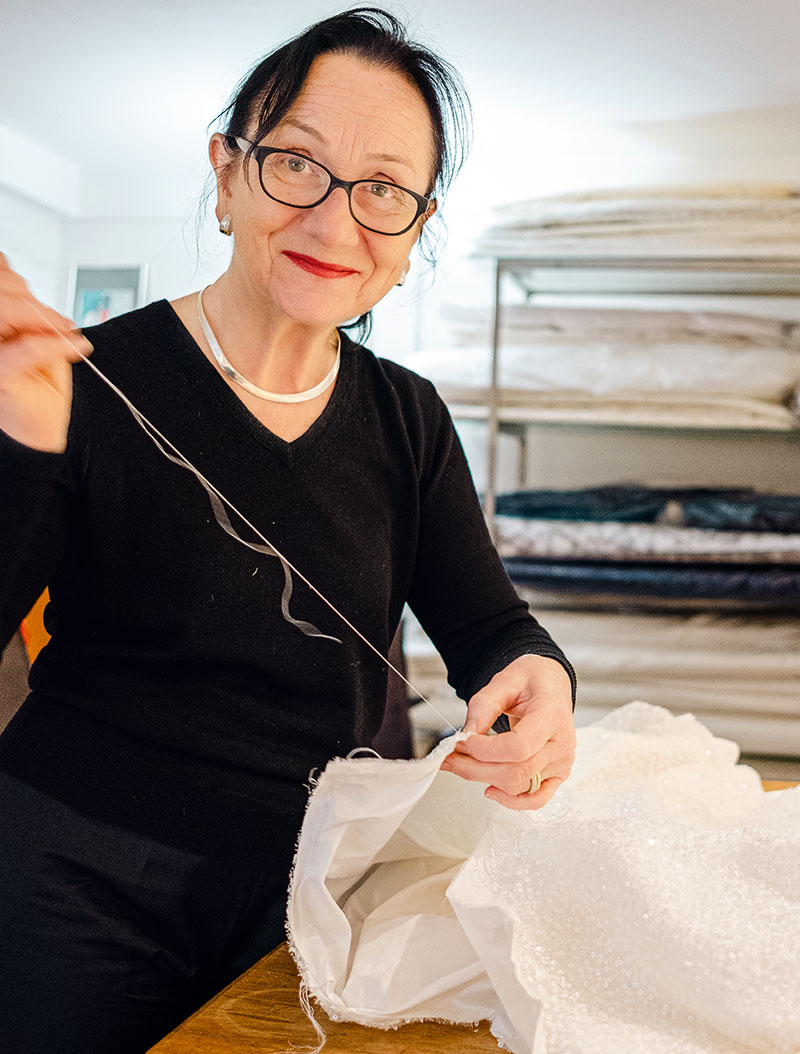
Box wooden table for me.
[150,940,498,1052]
[151,780,797,1053]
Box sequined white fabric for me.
[288,702,800,1054]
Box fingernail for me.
[463,722,477,735]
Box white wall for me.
[60,212,229,314]
[0,124,80,219]
[0,184,64,307]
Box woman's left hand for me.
[439,654,576,810]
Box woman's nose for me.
[301,187,361,248]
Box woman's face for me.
[211,52,436,329]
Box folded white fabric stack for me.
[405,305,800,430]
[288,702,800,1054]
[434,386,798,430]
[445,304,800,356]
[475,182,800,257]
[404,608,800,756]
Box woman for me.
[0,8,575,1052]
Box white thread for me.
[296,979,328,1053]
[30,307,460,735]
[121,396,340,643]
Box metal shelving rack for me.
[482,254,800,535]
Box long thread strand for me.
[28,306,460,736]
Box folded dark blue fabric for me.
[681,495,800,533]
[494,486,800,533]
[502,558,800,603]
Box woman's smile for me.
[282,251,358,278]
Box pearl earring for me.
[219,214,233,236]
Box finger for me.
[0,260,79,333]
[462,669,531,738]
[0,292,79,341]
[441,752,535,794]
[0,251,19,279]
[440,741,566,796]
[0,329,92,367]
[457,711,560,765]
[461,672,569,765]
[0,331,91,382]
[484,775,565,812]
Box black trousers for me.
[0,771,289,1054]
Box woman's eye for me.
[286,156,307,173]
[370,183,391,198]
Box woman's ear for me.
[208,133,230,176]
[209,134,233,221]
[424,197,438,222]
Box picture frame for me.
[66,265,149,327]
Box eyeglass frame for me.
[226,135,433,236]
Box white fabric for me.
[434,387,800,431]
[474,183,800,257]
[487,182,800,223]
[404,609,800,753]
[288,703,800,1053]
[493,181,800,210]
[403,340,800,431]
[405,607,800,682]
[404,341,800,403]
[477,234,800,258]
[494,516,800,563]
[442,305,800,349]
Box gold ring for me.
[526,772,542,795]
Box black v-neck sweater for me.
[0,301,574,869]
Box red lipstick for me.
[284,252,356,278]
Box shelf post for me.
[485,258,503,538]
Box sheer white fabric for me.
[473,183,800,257]
[288,702,800,1054]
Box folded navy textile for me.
[681,495,800,532]
[502,558,800,604]
[495,486,674,523]
[494,486,800,533]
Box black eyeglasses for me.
[227,135,432,236]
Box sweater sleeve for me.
[0,427,73,651]
[404,387,576,707]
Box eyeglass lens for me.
[259,152,420,234]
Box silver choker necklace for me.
[197,288,341,404]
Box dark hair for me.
[212,6,471,342]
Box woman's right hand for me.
[0,252,93,452]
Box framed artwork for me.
[67,265,148,327]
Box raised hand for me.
[0,253,92,452]
[440,654,576,810]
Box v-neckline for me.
[161,300,354,463]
